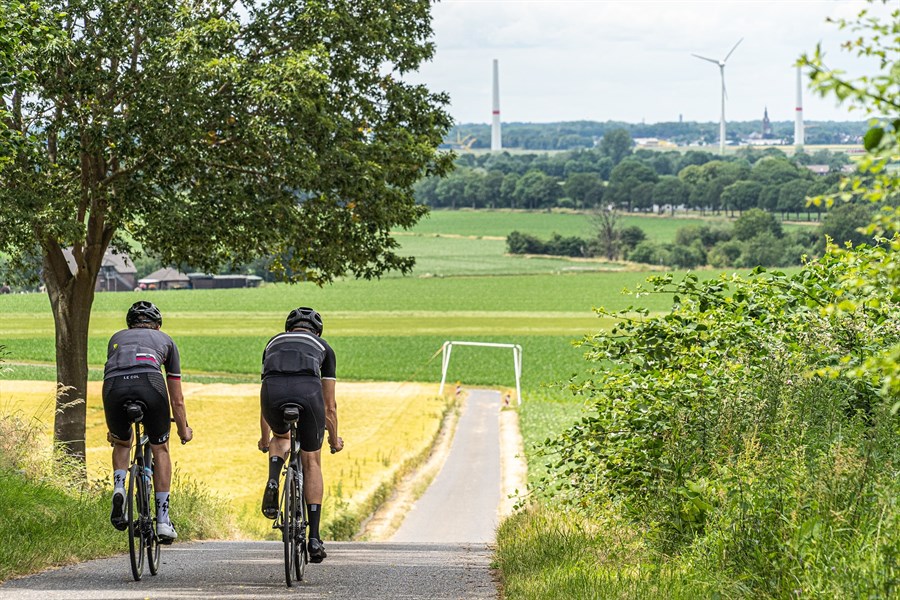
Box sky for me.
[406,0,894,125]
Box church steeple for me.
[762,106,772,138]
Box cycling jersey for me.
[260,331,336,381]
[103,328,181,445]
[260,331,336,451]
[104,328,182,380]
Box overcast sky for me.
[406,0,892,125]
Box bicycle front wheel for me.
[127,465,145,581]
[282,467,296,587]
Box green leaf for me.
[863,126,884,150]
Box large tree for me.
[0,0,452,460]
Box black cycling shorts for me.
[261,376,325,453]
[102,372,171,445]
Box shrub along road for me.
[0,390,511,599]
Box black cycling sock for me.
[268,455,285,482]
[307,504,321,540]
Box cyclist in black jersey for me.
[259,306,343,563]
[103,301,192,542]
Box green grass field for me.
[404,209,817,248]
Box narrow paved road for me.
[0,390,506,599]
[392,389,502,543]
[0,541,495,599]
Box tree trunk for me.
[42,243,103,465]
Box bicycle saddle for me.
[125,402,145,423]
[282,404,302,424]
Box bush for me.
[707,240,742,268]
[536,255,900,597]
[506,231,546,254]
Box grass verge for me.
[0,411,235,582]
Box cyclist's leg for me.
[140,373,177,538]
[261,378,294,518]
[296,382,326,560]
[103,377,133,531]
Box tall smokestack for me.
[491,59,502,152]
[795,65,805,149]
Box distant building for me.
[187,273,263,289]
[805,164,831,176]
[762,107,773,139]
[634,137,677,149]
[63,248,136,292]
[138,267,191,291]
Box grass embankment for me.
[0,411,231,582]
[501,266,900,599]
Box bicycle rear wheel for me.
[282,467,296,587]
[294,470,307,582]
[145,459,161,576]
[127,464,145,581]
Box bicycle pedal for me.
[159,537,175,546]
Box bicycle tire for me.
[127,464,144,581]
[145,454,161,576]
[282,466,296,587]
[294,468,306,582]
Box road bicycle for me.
[123,402,162,581]
[274,404,309,586]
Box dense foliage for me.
[528,2,900,596]
[415,140,860,220]
[0,0,451,458]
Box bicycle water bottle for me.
[143,465,152,485]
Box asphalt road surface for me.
[0,541,495,599]
[392,389,502,543]
[0,391,504,599]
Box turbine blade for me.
[724,38,743,63]
[692,53,719,65]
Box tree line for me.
[507,203,878,269]
[447,119,867,150]
[415,131,861,220]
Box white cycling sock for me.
[113,469,127,493]
[155,492,171,524]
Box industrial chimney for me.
[795,66,805,149]
[491,59,502,151]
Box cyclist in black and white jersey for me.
[104,301,192,542]
[258,307,344,563]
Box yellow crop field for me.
[0,379,448,539]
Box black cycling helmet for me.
[285,307,323,335]
[126,300,162,328]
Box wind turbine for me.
[693,38,742,154]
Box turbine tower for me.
[795,65,805,149]
[693,38,742,154]
[491,59,502,152]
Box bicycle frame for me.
[125,402,160,581]
[274,404,308,586]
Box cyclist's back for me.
[258,307,343,564]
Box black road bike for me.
[274,404,309,586]
[123,402,162,581]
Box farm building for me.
[63,248,137,292]
[138,268,191,291]
[188,273,263,289]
